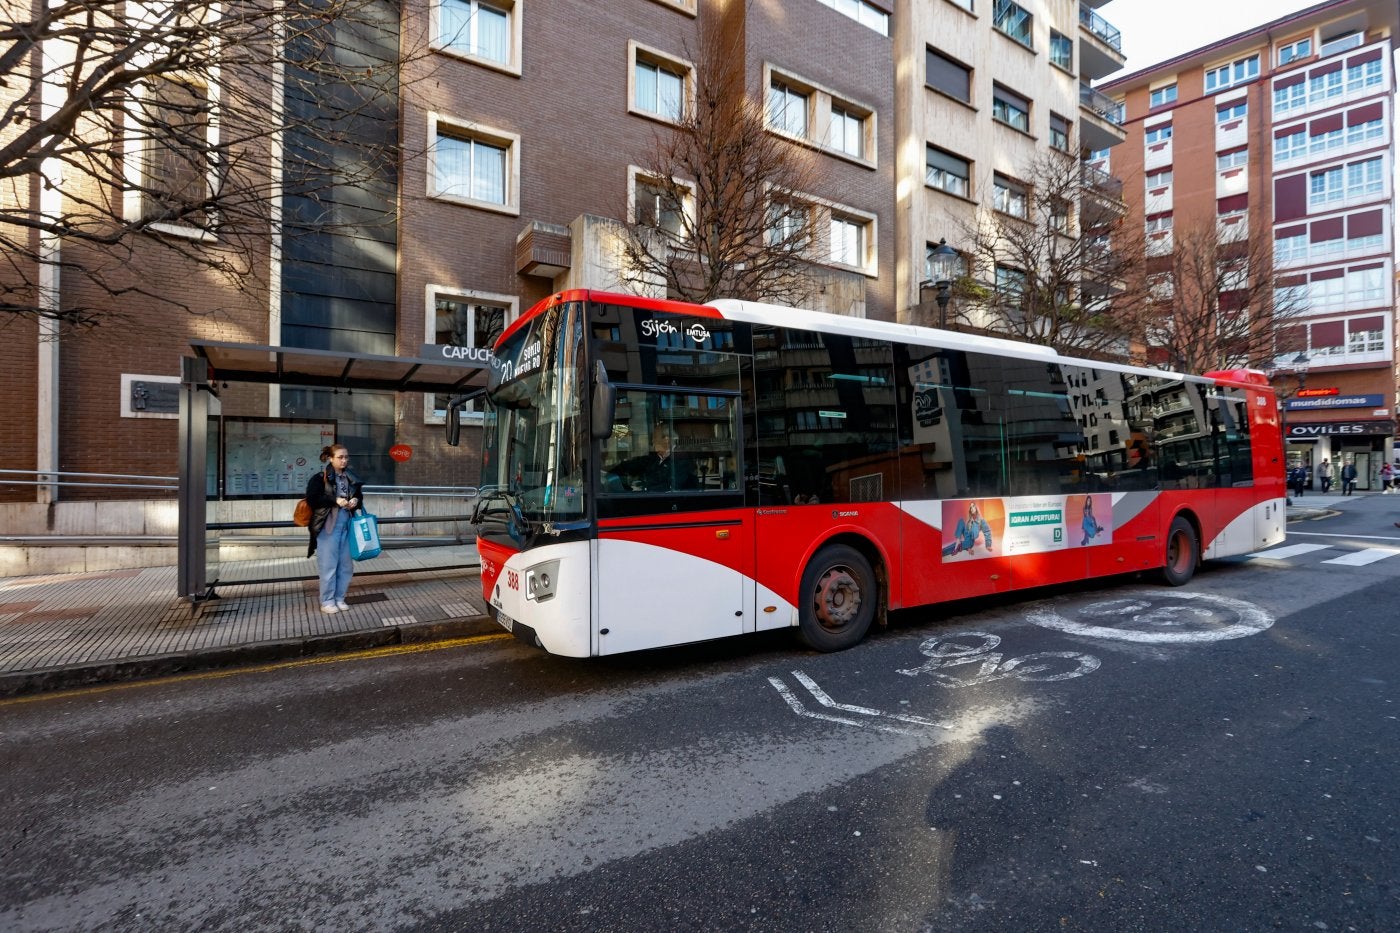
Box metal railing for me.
[1080,83,1125,125]
[0,469,178,492]
[1079,4,1122,52]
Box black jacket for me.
[306,465,364,557]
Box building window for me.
[1216,147,1247,171]
[992,83,1030,132]
[1309,167,1343,206]
[1345,157,1384,199]
[1149,84,1178,108]
[1050,31,1072,70]
[993,173,1028,219]
[1146,167,1173,189]
[1145,213,1172,234]
[829,106,865,158]
[1275,231,1307,262]
[1345,56,1384,93]
[427,289,515,420]
[632,174,691,235]
[1049,198,1070,233]
[1216,101,1246,123]
[1310,125,1343,155]
[139,75,213,229]
[1274,129,1306,163]
[1048,112,1070,152]
[926,47,972,103]
[634,52,687,122]
[995,264,1027,298]
[768,199,812,249]
[1277,37,1311,65]
[768,79,809,137]
[430,117,517,212]
[926,145,970,197]
[1320,30,1362,56]
[1204,54,1259,92]
[812,0,889,36]
[1309,68,1342,103]
[437,0,513,68]
[1347,115,1384,145]
[993,0,1033,48]
[1274,81,1306,115]
[830,215,865,267]
[1144,124,1172,144]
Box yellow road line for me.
[0,632,513,708]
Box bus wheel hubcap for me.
[815,568,861,628]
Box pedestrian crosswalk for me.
[1246,541,1400,567]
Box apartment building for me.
[1100,0,1399,488]
[897,0,1128,326]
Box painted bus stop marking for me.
[1025,590,1273,644]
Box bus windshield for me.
[480,301,587,530]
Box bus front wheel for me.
[1159,516,1199,586]
[797,544,877,652]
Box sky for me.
[1102,0,1327,74]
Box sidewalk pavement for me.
[0,544,495,699]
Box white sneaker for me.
[321,603,339,614]
[336,600,350,611]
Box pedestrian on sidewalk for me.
[1317,458,1334,494]
[1341,460,1357,496]
[1381,461,1395,493]
[1289,465,1307,499]
[306,443,363,614]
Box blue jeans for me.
[317,509,354,605]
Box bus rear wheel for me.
[1159,516,1199,586]
[797,544,877,652]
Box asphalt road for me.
[2,505,1398,931]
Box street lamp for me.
[921,238,959,328]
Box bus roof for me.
[505,290,1265,391]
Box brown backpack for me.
[292,498,313,527]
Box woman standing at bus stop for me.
[306,443,363,613]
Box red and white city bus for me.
[449,289,1286,657]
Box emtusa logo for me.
[687,323,711,343]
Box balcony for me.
[1079,83,1126,151]
[1080,163,1124,201]
[1078,4,1126,80]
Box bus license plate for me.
[496,610,514,633]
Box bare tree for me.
[0,0,415,328]
[617,18,826,305]
[1135,217,1307,374]
[952,150,1150,361]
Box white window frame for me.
[1204,54,1259,92]
[1345,57,1383,93]
[629,41,692,124]
[814,0,888,36]
[1345,157,1384,200]
[1273,81,1306,116]
[1216,101,1246,123]
[1274,232,1307,262]
[1277,37,1311,65]
[1149,84,1178,108]
[433,0,521,75]
[1216,148,1248,171]
[423,285,518,424]
[1146,168,1172,189]
[1144,124,1173,144]
[427,113,520,215]
[1274,130,1306,163]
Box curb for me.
[0,613,499,700]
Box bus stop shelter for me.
[178,340,492,602]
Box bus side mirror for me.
[444,387,487,447]
[446,404,461,447]
[591,360,616,440]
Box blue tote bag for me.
[348,509,382,561]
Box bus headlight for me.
[525,559,560,602]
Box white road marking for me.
[1026,591,1274,644]
[789,671,952,729]
[1321,547,1400,567]
[767,676,918,734]
[1246,543,1332,560]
